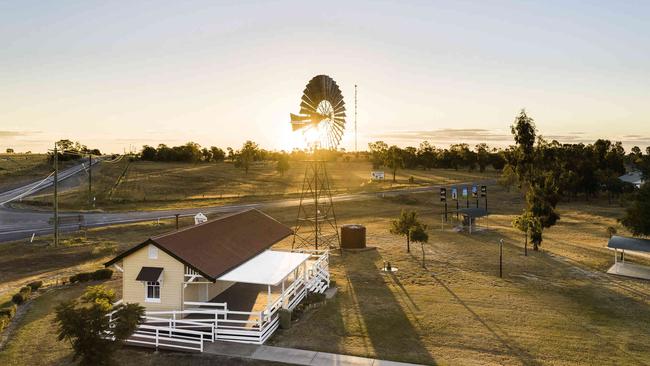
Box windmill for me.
[290,75,346,250]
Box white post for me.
[267,285,272,311]
[281,280,286,308]
[155,328,159,349]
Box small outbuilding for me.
[607,235,650,280]
[457,207,488,234]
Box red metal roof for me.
[105,209,293,281]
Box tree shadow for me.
[343,250,437,365]
[430,273,543,366]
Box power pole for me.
[354,84,358,154]
[88,153,92,208]
[53,143,59,247]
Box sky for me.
[1,0,649,154]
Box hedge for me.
[69,268,113,283]
[0,304,17,318]
[27,281,43,291]
[11,292,28,305]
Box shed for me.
[606,235,650,280]
[457,207,488,234]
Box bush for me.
[279,309,292,329]
[70,269,113,283]
[0,304,17,318]
[11,292,28,305]
[304,292,326,305]
[0,315,10,332]
[19,286,31,295]
[92,268,113,281]
[27,281,43,291]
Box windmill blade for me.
[300,100,317,112]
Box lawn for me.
[0,279,279,366]
[18,159,498,211]
[2,183,650,365]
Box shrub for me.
[19,286,31,295]
[91,268,113,281]
[304,292,326,305]
[11,292,28,305]
[0,315,9,332]
[0,304,17,318]
[70,269,112,284]
[27,281,43,291]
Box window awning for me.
[217,250,311,286]
[136,267,164,282]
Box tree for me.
[498,164,518,192]
[276,154,290,176]
[210,146,225,162]
[140,145,157,161]
[385,145,403,182]
[475,143,489,173]
[368,141,388,169]
[509,109,560,251]
[409,224,429,267]
[239,140,259,174]
[621,182,650,236]
[390,210,423,253]
[54,286,144,366]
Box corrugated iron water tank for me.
[341,224,366,249]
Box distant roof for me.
[105,209,293,281]
[607,235,650,253]
[458,207,488,218]
[218,250,310,286]
[619,171,644,186]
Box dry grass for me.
[19,160,497,211]
[0,279,278,366]
[2,182,650,365]
[0,154,57,191]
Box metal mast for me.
[290,75,345,251]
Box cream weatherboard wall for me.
[184,280,235,302]
[121,244,184,312]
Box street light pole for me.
[499,239,503,278]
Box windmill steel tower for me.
[289,75,346,250]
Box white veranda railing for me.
[111,250,330,351]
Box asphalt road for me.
[0,162,492,243]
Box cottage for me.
[104,209,330,348]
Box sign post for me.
[472,185,478,208]
[481,185,487,212]
[451,187,458,220]
[440,188,447,222]
[462,187,469,208]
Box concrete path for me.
[204,341,426,366]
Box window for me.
[145,281,161,302]
[148,245,158,259]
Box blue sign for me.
[451,187,458,200]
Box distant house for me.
[104,209,330,348]
[618,171,644,188]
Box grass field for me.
[0,154,58,192]
[18,160,498,211]
[2,181,650,365]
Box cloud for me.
[0,130,35,138]
[370,128,511,143]
[368,128,650,148]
